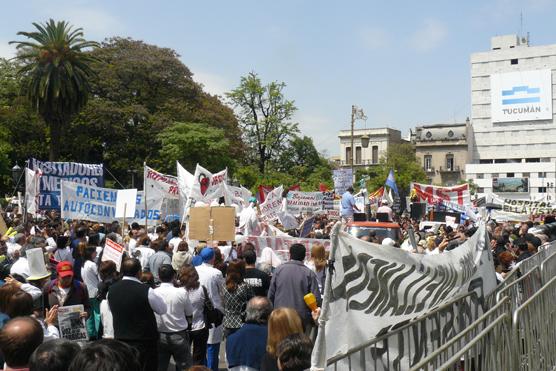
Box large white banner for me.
[260,186,283,222]
[286,191,324,214]
[144,165,180,222]
[312,223,496,370]
[190,164,227,204]
[61,181,165,225]
[491,69,552,123]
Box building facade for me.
[338,127,402,169]
[465,34,556,200]
[412,122,469,186]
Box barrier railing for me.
[540,251,556,285]
[409,296,511,371]
[519,240,556,274]
[512,275,556,371]
[495,265,542,311]
[326,291,486,371]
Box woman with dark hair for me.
[97,260,119,339]
[178,264,208,366]
[72,241,87,281]
[222,259,254,338]
[81,246,101,339]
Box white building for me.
[466,34,556,201]
[338,127,402,169]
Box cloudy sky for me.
[1,0,555,155]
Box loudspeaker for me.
[410,203,427,220]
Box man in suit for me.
[108,258,167,371]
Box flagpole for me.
[144,162,148,230]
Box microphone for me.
[304,293,317,311]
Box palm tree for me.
[10,19,99,161]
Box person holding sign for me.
[43,262,89,321]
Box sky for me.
[1,0,556,156]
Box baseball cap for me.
[192,255,203,267]
[56,261,74,278]
[200,247,215,262]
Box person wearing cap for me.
[43,261,90,319]
[377,199,394,222]
[340,186,360,223]
[195,247,224,371]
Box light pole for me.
[11,163,23,194]
[350,105,368,179]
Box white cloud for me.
[360,26,389,50]
[409,19,447,52]
[193,70,233,97]
[0,40,16,59]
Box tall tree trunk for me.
[49,118,62,161]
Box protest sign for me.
[61,181,164,225]
[332,169,353,195]
[500,198,556,214]
[188,206,236,241]
[311,223,496,370]
[245,235,331,262]
[260,186,284,223]
[190,164,227,204]
[115,189,137,218]
[286,191,324,214]
[144,165,180,221]
[411,182,470,206]
[299,216,315,238]
[101,238,124,271]
[28,158,104,210]
[58,305,88,341]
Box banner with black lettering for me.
[28,158,104,210]
[144,165,180,222]
[311,222,496,370]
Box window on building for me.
[494,159,507,164]
[522,172,530,178]
[424,155,432,171]
[492,173,499,178]
[446,154,454,171]
[506,173,514,178]
[511,58,518,65]
[355,146,362,165]
[477,187,485,193]
[477,174,484,179]
[346,147,352,164]
[372,146,378,164]
[479,159,493,164]
[526,158,540,163]
[539,172,547,178]
[538,187,547,193]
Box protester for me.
[68,339,141,371]
[178,264,208,366]
[172,241,193,271]
[195,247,224,371]
[134,235,154,270]
[243,249,271,296]
[97,260,119,339]
[377,199,394,222]
[145,239,172,284]
[108,258,167,371]
[169,226,183,254]
[261,308,304,371]
[340,186,359,223]
[10,244,31,279]
[81,246,101,339]
[0,317,44,371]
[222,259,255,338]
[29,339,81,371]
[226,296,273,370]
[304,244,326,295]
[43,261,90,320]
[268,243,321,334]
[276,333,313,371]
[154,264,193,371]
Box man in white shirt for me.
[154,264,193,371]
[196,248,224,371]
[10,245,31,279]
[7,233,26,259]
[377,200,394,222]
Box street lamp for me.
[350,105,368,176]
[11,163,22,192]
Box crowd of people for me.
[1,192,553,371]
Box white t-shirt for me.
[10,257,30,279]
[100,299,114,338]
[81,260,100,298]
[169,237,183,253]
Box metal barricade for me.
[540,251,556,285]
[519,249,550,274]
[432,314,515,371]
[326,291,486,371]
[496,266,542,311]
[409,296,511,371]
[512,276,556,371]
[485,267,519,309]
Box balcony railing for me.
[339,160,379,166]
[439,165,461,173]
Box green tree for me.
[367,143,427,194]
[10,19,99,160]
[226,72,298,173]
[157,122,234,173]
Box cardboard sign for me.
[101,238,124,271]
[115,189,137,218]
[189,206,236,241]
[58,304,88,341]
[0,214,7,236]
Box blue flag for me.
[385,169,399,196]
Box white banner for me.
[312,223,496,370]
[411,182,471,206]
[25,168,41,216]
[332,169,352,195]
[260,186,283,223]
[144,165,180,222]
[101,238,124,271]
[286,191,324,214]
[61,181,166,225]
[491,69,552,123]
[245,235,331,262]
[190,164,227,204]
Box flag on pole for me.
[385,169,399,196]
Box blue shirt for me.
[226,323,268,369]
[341,191,357,217]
